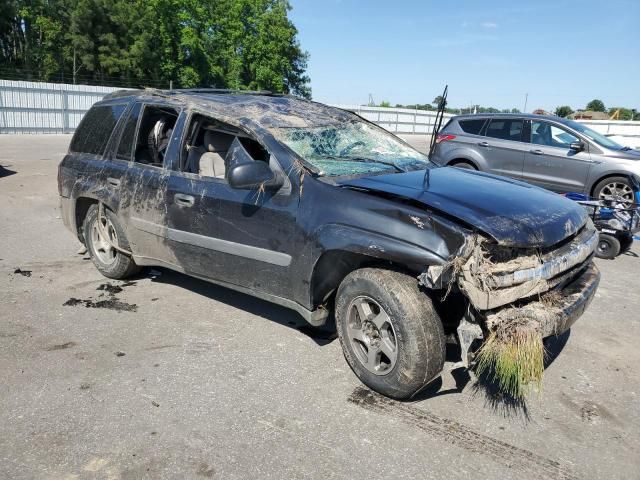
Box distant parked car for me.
[431,113,640,207]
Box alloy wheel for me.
[599,181,634,207]
[90,215,118,265]
[346,296,398,375]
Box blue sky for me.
[289,0,640,112]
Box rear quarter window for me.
[70,104,127,156]
[458,119,486,135]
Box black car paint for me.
[58,91,589,324]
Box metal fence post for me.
[61,88,68,133]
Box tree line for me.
[378,97,638,120]
[554,100,639,120]
[0,0,311,97]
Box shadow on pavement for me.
[409,330,571,420]
[0,165,17,178]
[145,267,338,346]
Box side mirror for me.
[228,161,283,190]
[225,138,284,191]
[569,141,585,152]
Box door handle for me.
[478,141,490,147]
[174,193,195,207]
[530,149,544,155]
[107,177,121,187]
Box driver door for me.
[165,113,300,300]
[522,120,593,193]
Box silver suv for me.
[431,113,640,206]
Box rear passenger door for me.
[522,120,592,193]
[480,118,527,180]
[114,102,181,264]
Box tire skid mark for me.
[348,387,577,480]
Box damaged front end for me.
[420,219,600,382]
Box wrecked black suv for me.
[58,89,600,399]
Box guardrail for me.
[1,79,639,143]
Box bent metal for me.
[58,88,600,399]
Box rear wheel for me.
[83,204,140,279]
[335,268,445,399]
[450,160,477,170]
[593,176,636,207]
[596,234,620,260]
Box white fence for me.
[1,79,639,144]
[0,79,120,133]
[332,104,453,135]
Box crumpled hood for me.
[338,167,588,248]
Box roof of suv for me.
[102,88,354,129]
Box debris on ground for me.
[62,282,137,312]
[115,351,126,357]
[13,268,32,277]
[475,317,545,399]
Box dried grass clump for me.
[475,319,545,400]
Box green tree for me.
[0,0,311,96]
[586,99,605,112]
[555,105,574,118]
[378,100,391,107]
[432,95,445,108]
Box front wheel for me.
[335,268,445,399]
[596,233,620,260]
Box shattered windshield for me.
[273,121,432,176]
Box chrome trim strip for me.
[490,225,598,289]
[131,217,291,267]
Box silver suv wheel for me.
[346,295,398,375]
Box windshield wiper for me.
[322,155,406,172]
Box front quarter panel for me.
[292,177,471,308]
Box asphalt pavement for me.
[1,135,639,480]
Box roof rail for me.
[103,87,284,101]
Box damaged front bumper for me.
[458,222,599,311]
[484,262,600,338]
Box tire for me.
[450,160,477,170]
[83,204,140,279]
[335,268,445,399]
[593,176,636,207]
[596,234,620,260]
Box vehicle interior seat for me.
[199,130,235,178]
[532,124,551,146]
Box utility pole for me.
[523,93,528,113]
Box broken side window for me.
[180,114,270,180]
[70,104,127,156]
[133,105,179,167]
